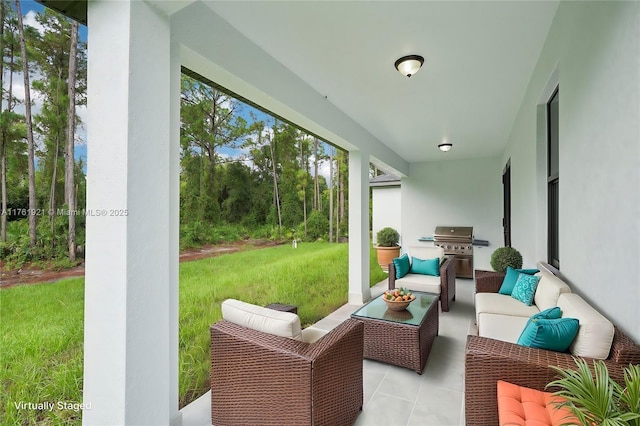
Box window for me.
[547,87,559,268]
[503,160,511,247]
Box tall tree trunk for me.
[2,27,15,241]
[0,132,5,243]
[208,97,217,199]
[299,137,307,238]
[302,186,307,238]
[49,69,64,248]
[49,136,59,247]
[269,128,282,240]
[0,143,5,243]
[65,20,78,261]
[329,147,334,244]
[339,155,345,221]
[313,137,319,211]
[335,152,340,242]
[199,146,205,210]
[0,0,6,243]
[15,0,37,247]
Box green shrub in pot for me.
[374,227,400,271]
[376,227,400,247]
[490,246,523,273]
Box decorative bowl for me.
[383,298,413,311]
[382,288,416,311]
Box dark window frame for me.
[547,86,559,269]
[503,160,511,247]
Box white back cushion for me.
[557,293,614,359]
[222,299,303,341]
[533,269,571,311]
[408,246,444,262]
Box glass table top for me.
[351,292,437,326]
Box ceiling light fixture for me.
[438,143,453,152]
[394,55,424,77]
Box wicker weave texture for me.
[474,269,505,293]
[356,296,438,374]
[211,318,364,426]
[467,267,640,425]
[388,255,456,311]
[465,328,640,426]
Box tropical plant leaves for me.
[548,357,640,426]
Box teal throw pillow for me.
[517,317,580,352]
[520,307,563,343]
[393,254,410,279]
[498,266,540,295]
[410,257,440,276]
[511,273,540,306]
[532,306,562,320]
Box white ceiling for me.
[174,1,560,163]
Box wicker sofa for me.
[465,266,640,425]
[210,299,364,426]
[388,246,456,312]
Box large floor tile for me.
[363,360,390,406]
[354,392,414,426]
[409,386,463,426]
[375,366,423,403]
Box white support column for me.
[169,41,182,426]
[83,1,178,424]
[348,150,372,304]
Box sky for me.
[7,1,333,183]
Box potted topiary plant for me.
[490,246,523,273]
[375,227,400,271]
[548,358,640,425]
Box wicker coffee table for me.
[351,291,439,374]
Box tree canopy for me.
[1,4,349,268]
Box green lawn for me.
[1,278,85,425]
[1,242,387,423]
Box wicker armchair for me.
[465,269,640,425]
[388,255,456,311]
[210,318,364,426]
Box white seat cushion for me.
[395,273,441,294]
[477,313,529,343]
[475,293,540,325]
[557,293,614,359]
[533,270,571,311]
[222,299,303,341]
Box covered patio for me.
[38,1,639,424]
[181,277,475,426]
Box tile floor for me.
[181,278,475,426]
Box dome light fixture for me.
[438,143,453,152]
[394,55,425,78]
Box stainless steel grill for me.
[433,226,474,278]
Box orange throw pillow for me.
[497,380,580,426]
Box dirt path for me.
[0,239,279,289]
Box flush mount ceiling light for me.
[438,143,453,152]
[394,55,425,77]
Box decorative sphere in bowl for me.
[382,288,416,311]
